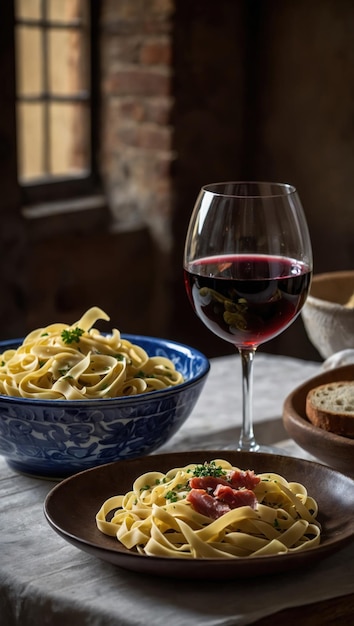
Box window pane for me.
[50,103,89,176]
[15,0,92,187]
[15,0,41,20]
[49,30,89,94]
[49,0,88,22]
[16,27,43,95]
[17,103,44,180]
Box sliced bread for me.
[306,381,354,438]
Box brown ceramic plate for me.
[283,365,354,477]
[44,450,354,580]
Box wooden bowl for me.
[301,270,354,359]
[283,364,354,477]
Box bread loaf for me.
[345,291,354,307]
[306,381,354,438]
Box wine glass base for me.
[224,442,291,456]
[239,443,289,455]
[186,437,292,456]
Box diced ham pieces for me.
[229,469,261,490]
[186,471,259,519]
[186,489,231,520]
[189,476,231,491]
[213,484,257,509]
[189,470,260,493]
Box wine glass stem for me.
[238,347,259,452]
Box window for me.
[14,0,100,206]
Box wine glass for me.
[183,182,313,453]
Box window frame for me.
[13,0,102,208]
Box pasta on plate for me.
[96,459,321,559]
[0,307,184,400]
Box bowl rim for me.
[311,270,354,282]
[304,294,354,313]
[0,334,210,406]
[307,270,354,309]
[312,270,354,282]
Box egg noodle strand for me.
[0,307,184,399]
[96,459,321,559]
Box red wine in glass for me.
[183,182,313,453]
[184,254,311,349]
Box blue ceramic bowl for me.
[0,335,209,478]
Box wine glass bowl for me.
[183,182,313,453]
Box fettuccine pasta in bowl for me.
[0,309,209,478]
[96,458,321,559]
[0,307,184,400]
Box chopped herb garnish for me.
[58,367,70,376]
[165,490,178,502]
[192,461,227,478]
[61,327,85,344]
[0,361,5,367]
[140,484,150,491]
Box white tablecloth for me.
[1,353,354,625]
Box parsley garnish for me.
[58,367,70,376]
[61,327,85,344]
[136,370,156,379]
[191,461,227,478]
[165,490,178,502]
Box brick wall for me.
[100,0,175,251]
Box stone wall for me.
[100,0,175,250]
